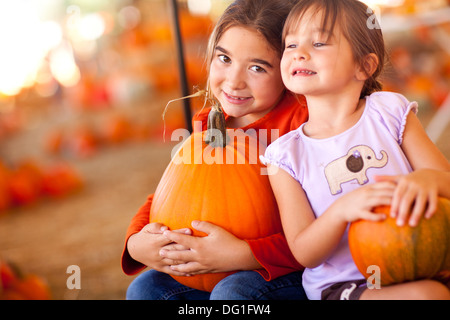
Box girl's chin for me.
[220,105,245,118]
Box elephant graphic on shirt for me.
[324,145,388,195]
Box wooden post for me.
[169,0,193,133]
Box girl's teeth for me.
[294,70,315,75]
[228,94,246,100]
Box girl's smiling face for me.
[281,8,366,99]
[209,26,285,127]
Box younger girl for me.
[262,0,450,300]
[123,0,308,300]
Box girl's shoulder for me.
[260,126,304,173]
[366,91,418,144]
[366,91,416,110]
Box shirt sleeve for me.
[259,130,301,182]
[121,194,153,275]
[246,233,304,280]
[368,91,418,145]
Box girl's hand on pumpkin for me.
[161,220,260,275]
[330,181,395,223]
[375,170,439,227]
[127,222,192,276]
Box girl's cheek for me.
[280,61,289,79]
[209,66,223,91]
[210,79,222,98]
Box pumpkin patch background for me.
[1,0,449,299]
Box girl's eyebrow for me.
[252,58,273,68]
[215,45,273,68]
[215,45,229,55]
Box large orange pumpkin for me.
[149,108,282,292]
[348,197,450,286]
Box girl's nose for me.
[226,67,246,90]
[293,46,310,61]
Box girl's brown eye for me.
[218,54,231,64]
[250,65,266,73]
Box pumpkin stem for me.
[205,104,229,148]
[162,90,206,142]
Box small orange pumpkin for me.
[348,198,450,286]
[10,274,51,300]
[149,108,282,292]
[41,162,83,198]
[8,161,43,207]
[102,114,132,145]
[0,260,51,300]
[0,162,11,213]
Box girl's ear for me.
[356,53,379,81]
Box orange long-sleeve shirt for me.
[122,92,308,280]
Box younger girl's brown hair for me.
[204,0,297,102]
[283,0,387,98]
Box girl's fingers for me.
[424,192,438,220]
[373,175,399,183]
[360,210,387,222]
[395,188,415,226]
[162,243,189,251]
[160,257,180,266]
[172,228,193,235]
[395,188,436,227]
[143,223,168,234]
[163,230,196,248]
[160,248,194,262]
[366,181,395,207]
[160,265,191,277]
[407,192,427,227]
[389,188,401,219]
[170,262,203,275]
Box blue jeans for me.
[126,269,306,300]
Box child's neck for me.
[303,94,366,139]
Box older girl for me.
[123,0,308,300]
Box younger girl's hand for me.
[375,170,439,227]
[330,181,396,223]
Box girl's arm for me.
[121,194,191,276]
[267,164,393,268]
[377,112,450,227]
[267,165,326,268]
[121,194,154,274]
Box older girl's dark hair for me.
[204,0,297,102]
[283,0,386,98]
